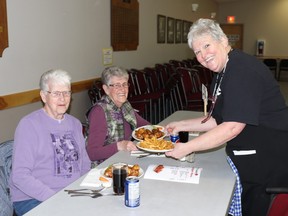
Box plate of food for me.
[136,137,174,153]
[132,125,166,141]
[100,164,144,179]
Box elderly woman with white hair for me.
[10,69,91,215]
[165,18,288,216]
[86,66,150,164]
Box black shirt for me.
[212,49,288,131]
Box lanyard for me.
[201,50,231,124]
[211,58,229,102]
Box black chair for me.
[169,59,187,68]
[162,72,183,116]
[155,64,170,89]
[87,80,104,105]
[278,59,288,81]
[127,70,151,121]
[144,67,166,121]
[128,69,162,124]
[192,65,214,91]
[263,58,277,79]
[176,67,204,111]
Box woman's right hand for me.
[165,142,191,159]
[165,121,180,135]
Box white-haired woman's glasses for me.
[46,91,72,98]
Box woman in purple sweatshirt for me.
[10,69,91,215]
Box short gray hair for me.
[187,18,227,49]
[101,66,129,85]
[39,69,71,92]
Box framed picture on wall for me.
[175,19,182,43]
[167,17,175,43]
[157,15,166,43]
[182,21,192,43]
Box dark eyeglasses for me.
[108,83,130,89]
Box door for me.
[220,24,243,50]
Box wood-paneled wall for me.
[0,78,99,110]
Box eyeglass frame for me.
[46,91,72,98]
[108,82,130,89]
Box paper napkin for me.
[80,168,112,187]
[144,164,203,184]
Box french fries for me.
[139,137,174,150]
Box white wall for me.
[1,0,217,95]
[0,0,217,142]
[218,0,288,56]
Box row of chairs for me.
[263,58,288,81]
[87,59,213,124]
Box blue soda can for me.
[170,133,180,143]
[125,176,140,207]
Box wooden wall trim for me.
[0,78,98,110]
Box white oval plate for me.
[132,125,166,141]
[136,142,174,153]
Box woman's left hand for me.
[117,140,138,151]
[126,141,138,151]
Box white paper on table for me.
[130,150,165,157]
[144,164,203,184]
[80,168,111,187]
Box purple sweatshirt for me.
[10,109,91,202]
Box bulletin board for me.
[111,0,139,51]
[0,0,8,57]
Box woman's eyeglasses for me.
[46,91,72,98]
[108,83,130,89]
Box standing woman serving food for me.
[86,66,150,164]
[165,18,288,216]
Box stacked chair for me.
[143,67,166,121]
[127,70,151,121]
[176,67,204,111]
[155,63,170,88]
[129,68,163,124]
[169,59,187,68]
